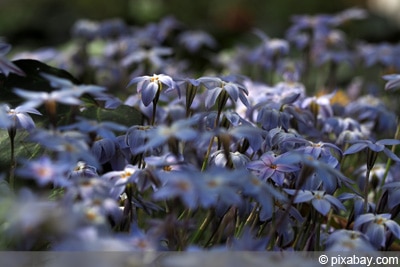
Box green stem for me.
[315,212,321,251]
[201,136,215,171]
[364,168,371,213]
[380,121,400,189]
[151,88,161,126]
[7,127,16,191]
[190,209,214,244]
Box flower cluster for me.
[1,7,400,256]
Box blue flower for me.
[382,181,400,210]
[178,30,217,53]
[16,156,72,187]
[59,117,127,140]
[325,230,375,251]
[239,173,287,221]
[383,74,400,91]
[91,138,117,165]
[247,151,299,186]
[338,192,375,219]
[344,138,400,170]
[197,167,246,208]
[197,76,250,109]
[122,46,173,70]
[132,118,199,154]
[275,152,353,193]
[1,104,41,131]
[127,74,178,106]
[247,29,289,70]
[353,213,400,249]
[358,42,399,68]
[209,150,250,169]
[285,189,345,216]
[14,74,105,109]
[0,42,25,76]
[69,161,99,180]
[29,129,100,168]
[13,87,83,112]
[301,91,335,119]
[101,164,140,199]
[152,167,201,209]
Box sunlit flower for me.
[101,164,140,199]
[1,104,41,131]
[127,73,178,106]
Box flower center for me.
[374,217,386,225]
[177,180,190,191]
[150,74,159,83]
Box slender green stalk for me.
[364,168,371,213]
[151,88,161,126]
[315,212,321,251]
[190,209,214,244]
[380,122,400,189]
[7,127,17,191]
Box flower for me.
[122,46,173,70]
[152,167,201,209]
[383,74,400,91]
[91,138,117,165]
[124,125,154,156]
[197,167,246,208]
[357,42,400,68]
[247,29,289,70]
[239,173,287,221]
[197,76,250,109]
[353,213,400,249]
[209,150,250,169]
[13,87,83,109]
[247,151,299,186]
[354,163,394,193]
[344,138,400,170]
[1,104,41,131]
[178,30,217,53]
[127,73,178,106]
[16,156,72,187]
[29,129,100,168]
[275,152,353,193]
[69,161,99,180]
[325,230,375,251]
[0,42,25,76]
[14,73,105,109]
[301,91,336,119]
[132,117,199,154]
[285,189,345,216]
[382,181,400,210]
[59,117,127,140]
[338,193,375,219]
[101,164,140,199]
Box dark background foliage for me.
[1,0,399,48]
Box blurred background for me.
[1,0,400,49]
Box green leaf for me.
[0,130,42,172]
